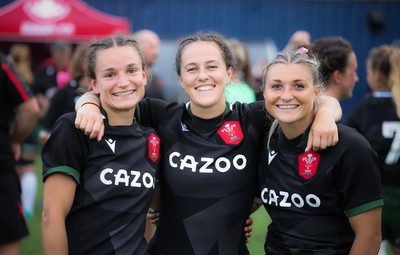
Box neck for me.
[279,114,313,140]
[106,107,136,126]
[189,100,227,119]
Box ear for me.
[314,84,321,98]
[331,70,342,84]
[91,79,100,94]
[143,67,148,87]
[179,76,184,88]
[226,66,233,84]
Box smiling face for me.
[91,45,147,121]
[263,63,320,138]
[179,41,232,118]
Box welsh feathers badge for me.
[217,121,243,145]
[148,133,160,162]
[298,150,320,180]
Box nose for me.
[280,87,293,101]
[354,72,359,83]
[118,73,129,86]
[198,67,209,81]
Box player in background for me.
[73,32,341,255]
[0,52,39,255]
[41,35,160,255]
[346,45,400,255]
[259,47,383,254]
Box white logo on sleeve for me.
[105,138,116,153]
[268,150,277,165]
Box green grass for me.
[21,157,44,255]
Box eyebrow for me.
[183,60,220,68]
[100,63,140,72]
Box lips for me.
[195,85,215,91]
[277,104,299,109]
[113,90,135,96]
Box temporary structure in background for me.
[0,0,131,42]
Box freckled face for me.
[263,63,320,132]
[179,41,232,117]
[91,46,147,115]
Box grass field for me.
[20,158,270,255]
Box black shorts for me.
[0,168,29,244]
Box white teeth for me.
[114,91,134,96]
[196,85,214,91]
[278,104,298,109]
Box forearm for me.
[317,95,342,122]
[10,98,40,143]
[75,91,99,112]
[42,216,69,255]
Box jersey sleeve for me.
[336,126,383,217]
[42,112,89,183]
[137,98,177,129]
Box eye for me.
[293,83,306,89]
[187,67,197,73]
[128,67,138,74]
[270,83,282,90]
[104,72,115,78]
[207,65,218,70]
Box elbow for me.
[41,207,52,232]
[31,97,41,119]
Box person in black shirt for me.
[259,47,383,254]
[0,52,39,255]
[74,32,342,255]
[346,45,400,255]
[41,35,160,255]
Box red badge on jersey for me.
[298,150,320,180]
[217,121,243,145]
[148,133,160,162]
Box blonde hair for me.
[389,47,400,118]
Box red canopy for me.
[0,0,131,42]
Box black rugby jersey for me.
[138,98,267,255]
[0,53,33,170]
[259,124,383,255]
[346,93,400,186]
[42,112,160,255]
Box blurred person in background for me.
[225,39,257,104]
[311,36,359,101]
[33,41,72,118]
[346,45,400,255]
[0,51,39,255]
[284,30,311,51]
[8,43,39,220]
[40,43,90,144]
[133,29,165,100]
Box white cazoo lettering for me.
[169,152,247,173]
[261,187,320,208]
[100,168,155,189]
